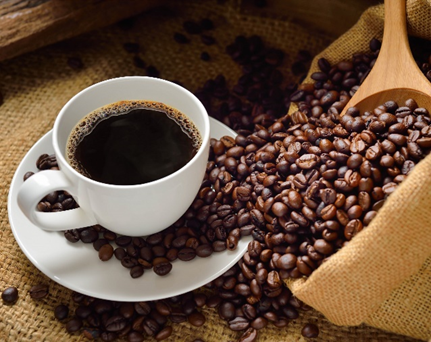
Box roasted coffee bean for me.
[130,265,144,278]
[99,244,114,261]
[2,286,18,304]
[228,316,250,331]
[275,253,297,270]
[302,323,320,338]
[174,32,189,44]
[218,301,236,320]
[23,171,34,181]
[344,219,363,240]
[29,284,49,299]
[153,257,172,276]
[271,202,288,217]
[121,256,138,268]
[67,57,84,70]
[105,315,127,332]
[79,227,99,243]
[143,318,160,336]
[178,248,197,261]
[238,328,262,342]
[196,243,213,257]
[54,304,69,320]
[155,326,173,341]
[66,317,83,333]
[188,311,206,327]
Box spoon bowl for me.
[340,0,431,115]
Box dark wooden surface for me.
[0,0,163,62]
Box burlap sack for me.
[0,0,428,341]
[286,1,431,340]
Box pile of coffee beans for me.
[194,35,302,133]
[228,97,431,280]
[21,33,431,342]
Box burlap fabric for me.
[0,0,428,341]
[285,1,431,341]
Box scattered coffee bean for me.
[174,32,190,44]
[29,284,49,299]
[66,317,83,333]
[54,304,70,320]
[183,20,202,34]
[301,323,320,338]
[133,56,146,69]
[146,65,160,77]
[2,286,18,304]
[201,35,216,45]
[200,18,214,30]
[201,52,211,61]
[67,57,84,70]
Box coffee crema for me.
[66,100,201,185]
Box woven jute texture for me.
[0,0,428,341]
[286,1,431,341]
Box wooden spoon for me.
[340,0,431,116]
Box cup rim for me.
[53,76,210,189]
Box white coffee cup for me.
[17,76,210,236]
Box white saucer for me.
[8,117,252,302]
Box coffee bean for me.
[228,316,250,331]
[2,286,18,304]
[143,318,160,336]
[133,56,146,69]
[29,284,49,299]
[238,328,257,342]
[36,154,57,170]
[130,265,144,278]
[178,248,196,261]
[105,315,127,332]
[155,326,173,341]
[314,239,333,255]
[153,257,172,276]
[201,52,211,61]
[344,219,363,240]
[183,20,202,34]
[188,311,206,327]
[302,323,319,338]
[174,32,190,44]
[98,244,114,261]
[54,304,69,320]
[79,227,99,243]
[67,57,84,70]
[320,204,336,220]
[275,253,297,270]
[388,133,407,146]
[23,171,34,181]
[128,331,145,342]
[201,35,216,45]
[196,243,213,258]
[66,317,83,333]
[296,154,319,169]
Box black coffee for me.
[66,100,201,185]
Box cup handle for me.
[17,170,98,231]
